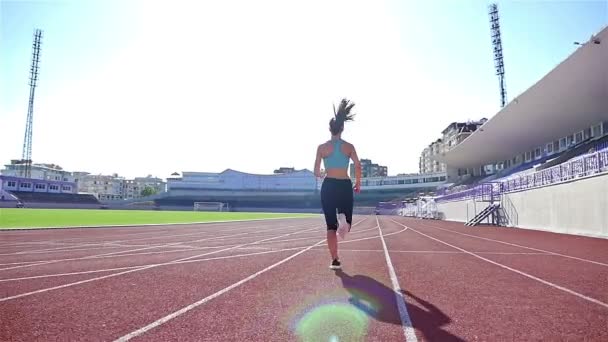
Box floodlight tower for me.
[488,3,507,108]
[21,29,43,178]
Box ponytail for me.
[329,98,356,135]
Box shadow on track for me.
[335,270,465,342]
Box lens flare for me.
[295,302,368,342]
[286,271,395,341]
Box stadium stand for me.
[408,26,608,238]
[536,135,608,172]
[435,145,607,202]
[9,191,101,205]
[0,189,18,202]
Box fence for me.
[436,148,608,203]
[435,183,498,203]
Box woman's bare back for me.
[318,139,357,179]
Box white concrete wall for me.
[501,174,608,238]
[436,199,491,223]
[436,174,608,239]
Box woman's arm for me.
[350,146,362,193]
[314,145,323,178]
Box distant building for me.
[441,119,487,151]
[419,139,446,174]
[0,175,76,195]
[73,173,166,201]
[1,160,75,182]
[419,119,487,175]
[74,173,125,201]
[124,176,166,200]
[350,159,388,178]
[273,167,296,174]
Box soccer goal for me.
[193,202,229,212]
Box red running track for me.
[0,216,607,341]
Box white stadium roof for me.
[434,26,608,168]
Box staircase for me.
[465,203,500,226]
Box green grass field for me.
[0,209,317,230]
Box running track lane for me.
[0,222,321,302]
[413,219,608,264]
[386,217,608,341]
[110,218,400,341]
[0,222,322,277]
[398,218,608,304]
[0,217,321,247]
[0,218,329,341]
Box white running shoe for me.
[337,213,350,239]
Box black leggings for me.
[321,178,354,230]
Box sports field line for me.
[245,222,381,245]
[0,243,206,257]
[307,248,551,255]
[0,223,326,302]
[391,219,608,310]
[416,220,608,267]
[0,220,321,257]
[0,246,307,283]
[0,217,322,249]
[0,225,322,268]
[0,220,387,269]
[0,225,393,269]
[377,217,417,342]
[0,220,252,246]
[111,217,369,341]
[0,222,320,272]
[260,224,407,248]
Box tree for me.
[141,186,157,197]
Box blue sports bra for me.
[323,139,350,169]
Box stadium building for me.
[422,26,608,238]
[0,161,80,204]
[0,164,166,207]
[153,168,446,211]
[1,161,74,182]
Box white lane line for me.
[0,218,367,282]
[389,250,552,255]
[111,217,368,342]
[0,260,47,267]
[377,217,417,342]
[0,247,222,268]
[2,242,202,255]
[391,219,608,310]
[259,224,408,247]
[113,239,325,342]
[0,217,321,249]
[0,247,306,283]
[0,243,205,260]
[0,219,321,255]
[0,243,119,255]
[307,248,553,255]
[0,221,378,270]
[255,222,381,244]
[416,220,608,267]
[0,223,319,272]
[0,225,321,302]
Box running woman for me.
[314,98,362,270]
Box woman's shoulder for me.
[340,139,355,148]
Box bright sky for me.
[1,0,606,179]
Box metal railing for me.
[436,148,608,203]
